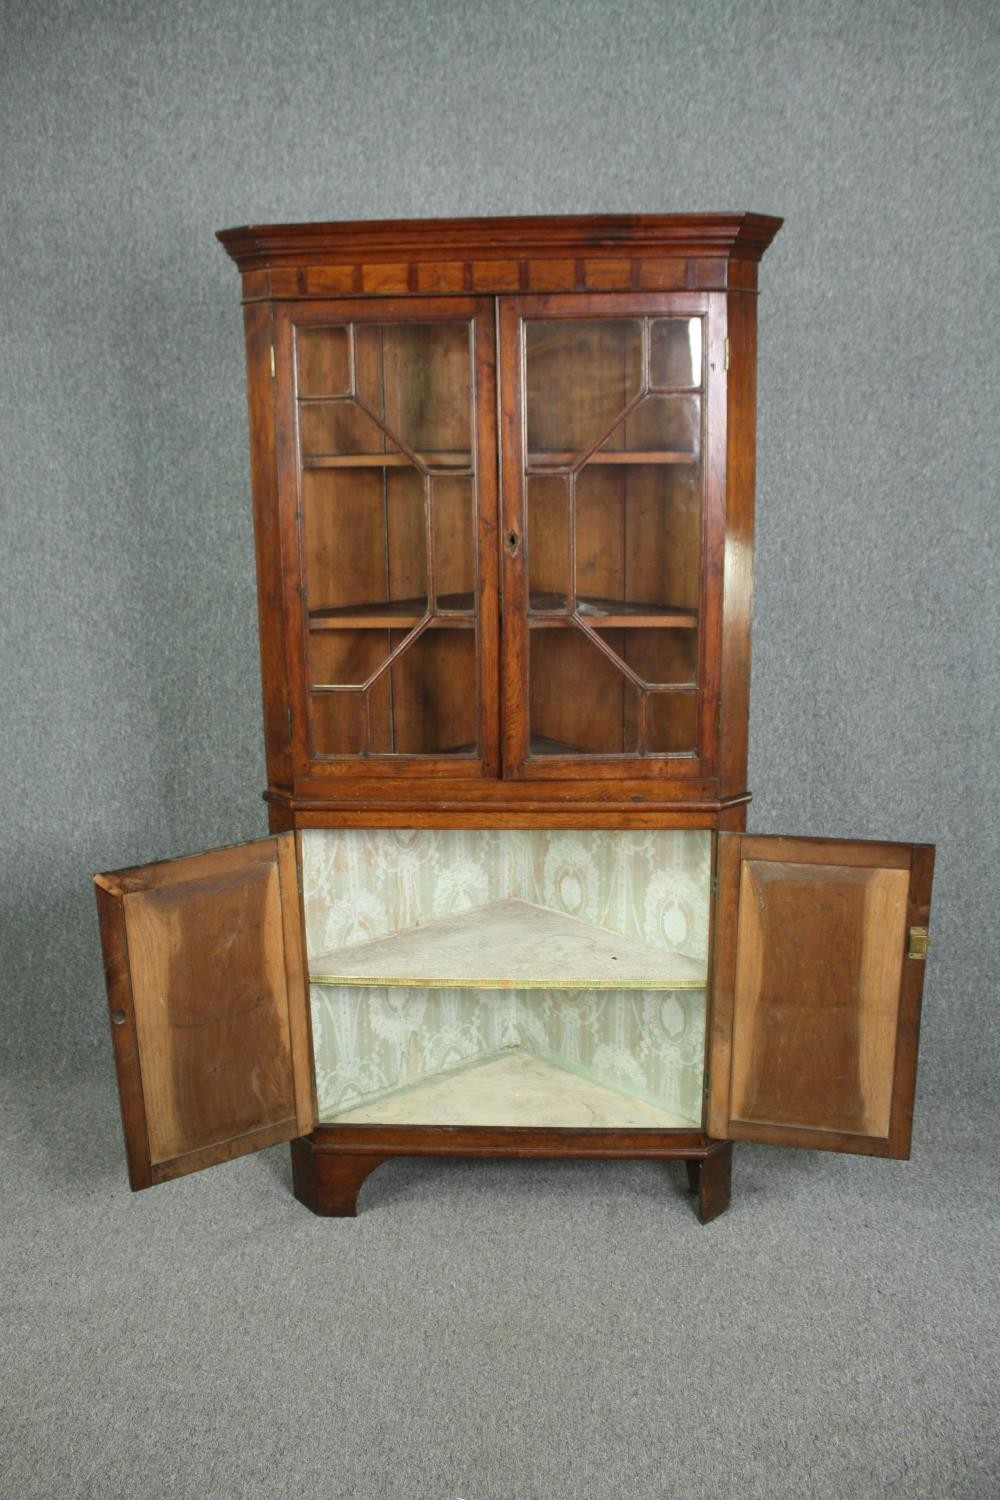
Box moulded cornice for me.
[217,212,783,271]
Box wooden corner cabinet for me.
[94,215,935,1223]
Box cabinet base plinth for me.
[291,1138,388,1217]
[686,1140,733,1223]
[290,1129,734,1223]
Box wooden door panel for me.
[94,835,315,1189]
[708,835,934,1157]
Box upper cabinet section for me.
[218,215,782,824]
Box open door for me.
[94,835,315,1190]
[708,835,934,1158]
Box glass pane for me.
[302,470,427,617]
[309,627,476,757]
[297,325,351,396]
[598,394,700,460]
[299,400,399,460]
[527,476,571,610]
[647,691,698,754]
[599,629,697,688]
[356,322,472,463]
[296,316,480,760]
[310,688,368,757]
[650,318,703,389]
[525,320,642,461]
[381,629,478,755]
[573,461,701,614]
[529,627,639,755]
[430,477,477,608]
[309,628,391,688]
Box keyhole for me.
[507,531,518,554]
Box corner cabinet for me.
[94,216,935,1222]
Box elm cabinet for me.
[94,216,935,1222]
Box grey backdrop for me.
[1,5,997,1498]
[2,0,996,1088]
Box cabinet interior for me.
[303,827,710,1129]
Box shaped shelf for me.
[309,592,476,630]
[309,898,706,990]
[528,592,697,629]
[324,1050,694,1129]
[526,450,696,469]
[302,451,472,470]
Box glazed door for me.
[94,836,315,1190]
[708,835,935,1157]
[274,298,500,778]
[499,293,725,779]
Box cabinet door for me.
[274,298,500,777]
[94,835,315,1190]
[708,835,934,1157]
[499,292,724,779]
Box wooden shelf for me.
[529,734,596,757]
[527,450,696,469]
[528,592,697,629]
[309,593,476,629]
[310,898,706,990]
[302,451,472,470]
[323,1051,694,1129]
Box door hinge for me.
[287,706,293,737]
[269,344,276,379]
[711,870,718,899]
[296,863,303,895]
[907,926,930,961]
[724,337,730,372]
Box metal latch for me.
[907,926,930,960]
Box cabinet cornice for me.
[217,212,784,272]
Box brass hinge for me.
[269,344,276,378]
[724,337,730,371]
[711,870,718,898]
[907,926,930,960]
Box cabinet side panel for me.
[717,291,756,798]
[94,884,152,1189]
[243,300,293,791]
[888,844,935,1157]
[277,831,318,1135]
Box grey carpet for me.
[2,1064,996,1500]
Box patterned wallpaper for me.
[302,829,711,1127]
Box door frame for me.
[498,290,727,781]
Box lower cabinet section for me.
[303,827,710,1130]
[93,823,933,1215]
